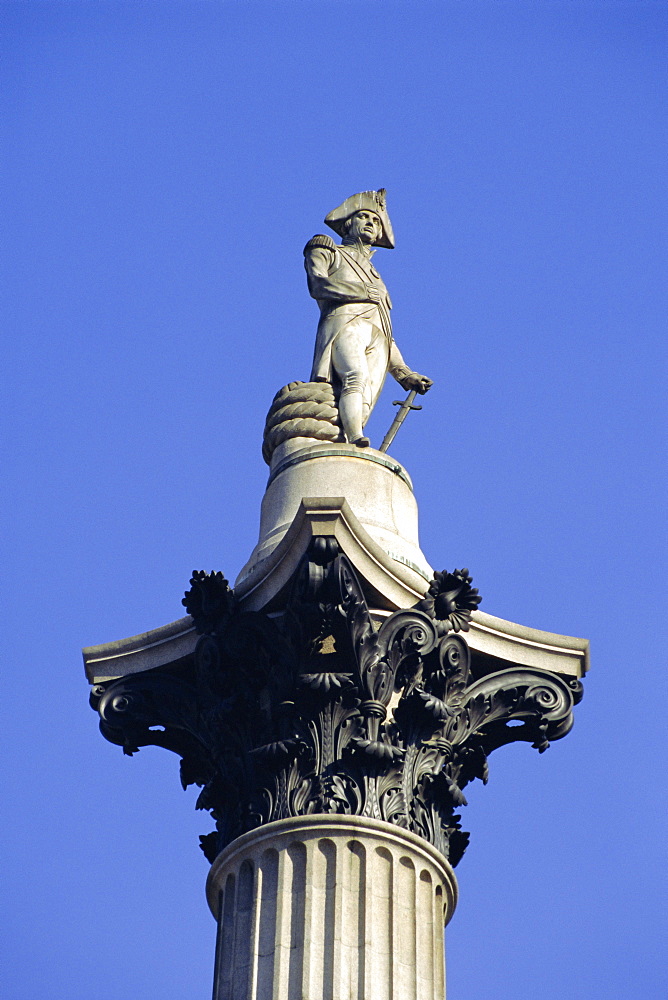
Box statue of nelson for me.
[304,189,432,447]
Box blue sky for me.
[2,2,666,998]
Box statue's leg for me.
[365,328,390,420]
[339,371,368,446]
[331,324,371,447]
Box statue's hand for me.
[367,286,382,303]
[399,372,433,395]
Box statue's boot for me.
[339,373,369,447]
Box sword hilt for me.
[392,400,422,411]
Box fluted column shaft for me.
[207,815,457,1000]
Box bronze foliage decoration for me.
[91,544,581,867]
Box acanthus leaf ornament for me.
[415,568,482,634]
[92,546,581,867]
[182,570,234,634]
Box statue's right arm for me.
[389,341,434,395]
[304,238,374,304]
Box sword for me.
[378,390,422,453]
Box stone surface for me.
[237,444,432,590]
[235,497,432,614]
[83,614,196,683]
[207,815,457,1000]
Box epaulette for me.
[303,233,336,255]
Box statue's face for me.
[347,210,383,245]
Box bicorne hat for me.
[324,189,395,249]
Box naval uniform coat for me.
[304,236,410,414]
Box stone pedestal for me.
[207,815,457,1000]
[237,443,433,590]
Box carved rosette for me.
[91,542,582,866]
